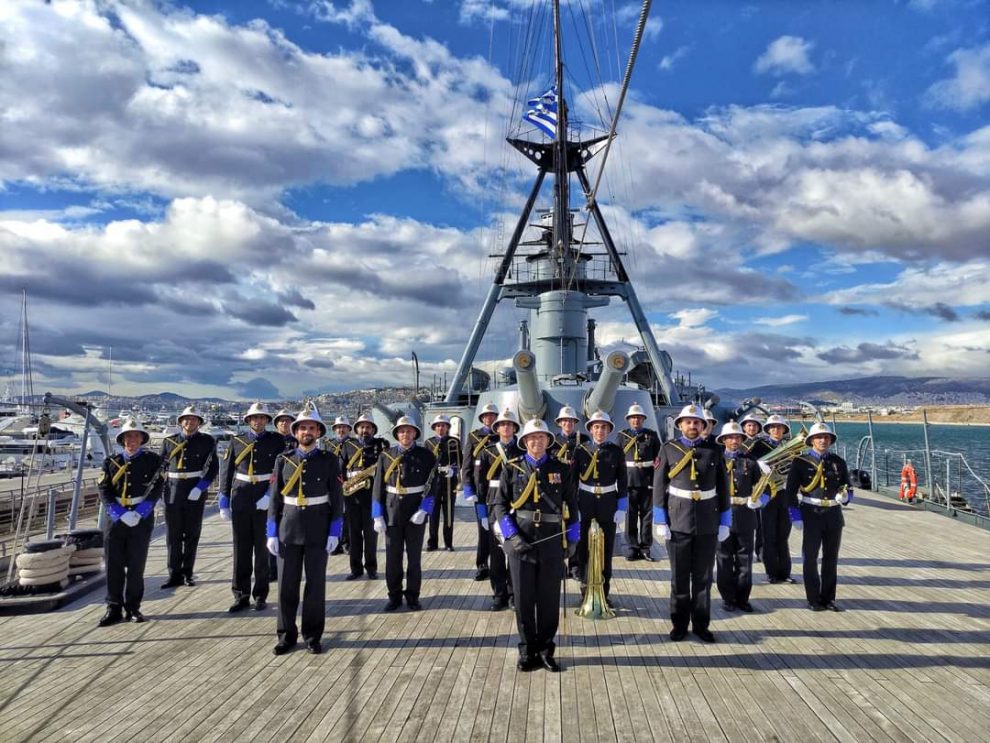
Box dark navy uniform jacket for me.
[477,439,524,509]
[339,435,388,495]
[219,430,284,512]
[653,437,729,535]
[493,454,579,564]
[785,451,851,509]
[99,449,164,517]
[372,444,438,525]
[269,448,344,545]
[723,450,761,534]
[461,427,494,494]
[572,440,628,511]
[160,431,218,504]
[616,427,660,489]
[549,431,589,465]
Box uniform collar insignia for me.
[524,453,548,467]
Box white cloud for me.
[659,46,690,71]
[823,260,990,307]
[754,36,816,76]
[926,44,990,111]
[753,314,807,327]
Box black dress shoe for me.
[489,597,510,611]
[722,601,738,612]
[625,552,642,562]
[808,602,826,612]
[330,545,344,556]
[183,576,196,587]
[782,577,797,584]
[254,599,267,611]
[516,655,539,672]
[766,577,783,584]
[737,601,755,613]
[384,599,402,612]
[642,552,657,562]
[540,653,560,673]
[273,639,296,656]
[306,640,323,655]
[669,627,687,641]
[825,601,844,612]
[126,609,146,623]
[345,573,362,581]
[508,596,516,611]
[98,608,123,627]
[425,545,438,552]
[693,628,716,643]
[228,598,250,613]
[445,546,455,552]
[407,599,422,612]
[366,570,378,579]
[160,577,183,589]
[473,568,490,582]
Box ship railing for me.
[505,254,617,284]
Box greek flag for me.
[523,86,558,139]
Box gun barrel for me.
[513,350,545,421]
[584,350,630,417]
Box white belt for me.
[578,482,618,495]
[115,496,146,505]
[800,495,840,507]
[167,470,204,480]
[438,465,454,474]
[283,495,329,506]
[730,497,749,506]
[625,461,653,469]
[386,485,425,496]
[235,472,271,483]
[346,470,365,478]
[488,480,501,490]
[669,486,716,501]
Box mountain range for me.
[715,376,990,406]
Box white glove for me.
[613,509,626,525]
[121,510,141,528]
[758,461,771,476]
[410,509,428,525]
[463,493,478,504]
[746,498,760,510]
[654,524,671,541]
[374,517,386,534]
[326,536,339,554]
[480,516,489,531]
[717,525,730,542]
[188,486,203,501]
[266,537,279,556]
[219,507,232,522]
[256,494,271,510]
[836,491,849,505]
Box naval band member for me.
[97,419,164,626]
[751,415,795,584]
[326,415,353,556]
[266,404,344,655]
[373,415,438,612]
[426,414,461,552]
[493,418,579,672]
[461,402,499,582]
[653,403,731,642]
[715,421,768,613]
[786,422,852,612]
[218,402,285,612]
[617,403,660,561]
[477,409,522,611]
[572,410,627,604]
[339,413,387,580]
[549,405,588,580]
[160,405,218,589]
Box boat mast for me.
[18,290,34,415]
[551,0,570,271]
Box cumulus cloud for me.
[754,36,816,76]
[826,260,990,307]
[926,44,990,111]
[753,314,807,327]
[817,341,919,364]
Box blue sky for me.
[1,0,988,400]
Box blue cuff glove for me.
[266,519,277,538]
[499,515,518,539]
[476,503,489,521]
[566,521,580,543]
[719,509,732,528]
[421,495,435,514]
[652,506,668,525]
[371,500,383,519]
[758,492,770,507]
[108,503,127,522]
[196,477,211,491]
[846,488,855,504]
[788,506,802,524]
[463,484,475,499]
[135,501,154,519]
[218,494,230,509]
[616,497,628,511]
[329,517,343,539]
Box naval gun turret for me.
[584,350,630,417]
[512,349,546,421]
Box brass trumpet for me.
[342,463,377,496]
[575,519,615,620]
[752,427,808,502]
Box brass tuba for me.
[751,427,808,503]
[342,463,377,496]
[575,519,615,620]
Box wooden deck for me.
[1,490,989,742]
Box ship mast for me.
[551,0,570,274]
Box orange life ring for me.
[899,464,917,501]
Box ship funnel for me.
[584,350,629,417]
[513,349,546,421]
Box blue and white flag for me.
[523,85,558,139]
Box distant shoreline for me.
[832,418,990,428]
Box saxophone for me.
[342,463,377,496]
